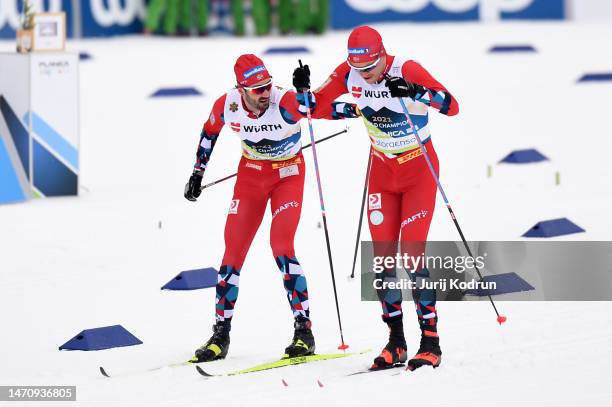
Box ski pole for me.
[200,128,348,191]
[397,96,507,325]
[349,149,373,279]
[299,59,349,349]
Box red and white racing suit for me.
[315,56,459,336]
[193,85,355,322]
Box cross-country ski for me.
[195,350,369,377]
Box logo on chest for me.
[230,122,241,132]
[364,89,391,99]
[352,87,391,99]
[243,124,283,133]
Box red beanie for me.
[347,26,386,64]
[234,54,271,87]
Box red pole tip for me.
[497,315,507,324]
[317,379,324,388]
[337,343,349,350]
[282,379,289,387]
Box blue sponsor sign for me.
[0,0,22,38]
[80,0,146,37]
[348,47,370,54]
[243,65,266,79]
[1,1,566,39]
[0,0,73,38]
[331,0,564,29]
[0,0,146,38]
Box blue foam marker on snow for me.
[577,73,612,83]
[59,325,142,351]
[522,218,585,238]
[161,268,218,290]
[79,52,92,61]
[150,87,203,98]
[264,46,311,55]
[464,272,535,296]
[499,148,548,164]
[489,45,536,53]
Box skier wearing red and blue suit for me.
[184,54,358,362]
[293,26,459,370]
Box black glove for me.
[293,64,311,92]
[384,75,425,99]
[184,170,203,202]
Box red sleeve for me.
[402,61,459,116]
[311,62,352,118]
[314,61,351,98]
[279,91,306,123]
[193,94,226,171]
[203,94,227,134]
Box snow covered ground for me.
[1,21,612,406]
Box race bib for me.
[279,164,299,178]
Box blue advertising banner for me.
[0,0,146,39]
[80,0,146,37]
[0,0,73,38]
[331,0,565,29]
[1,1,566,39]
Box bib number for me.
[279,165,299,178]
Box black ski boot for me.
[407,332,442,370]
[191,320,231,363]
[371,317,407,370]
[283,317,315,358]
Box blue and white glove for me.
[332,102,360,119]
[297,91,317,114]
